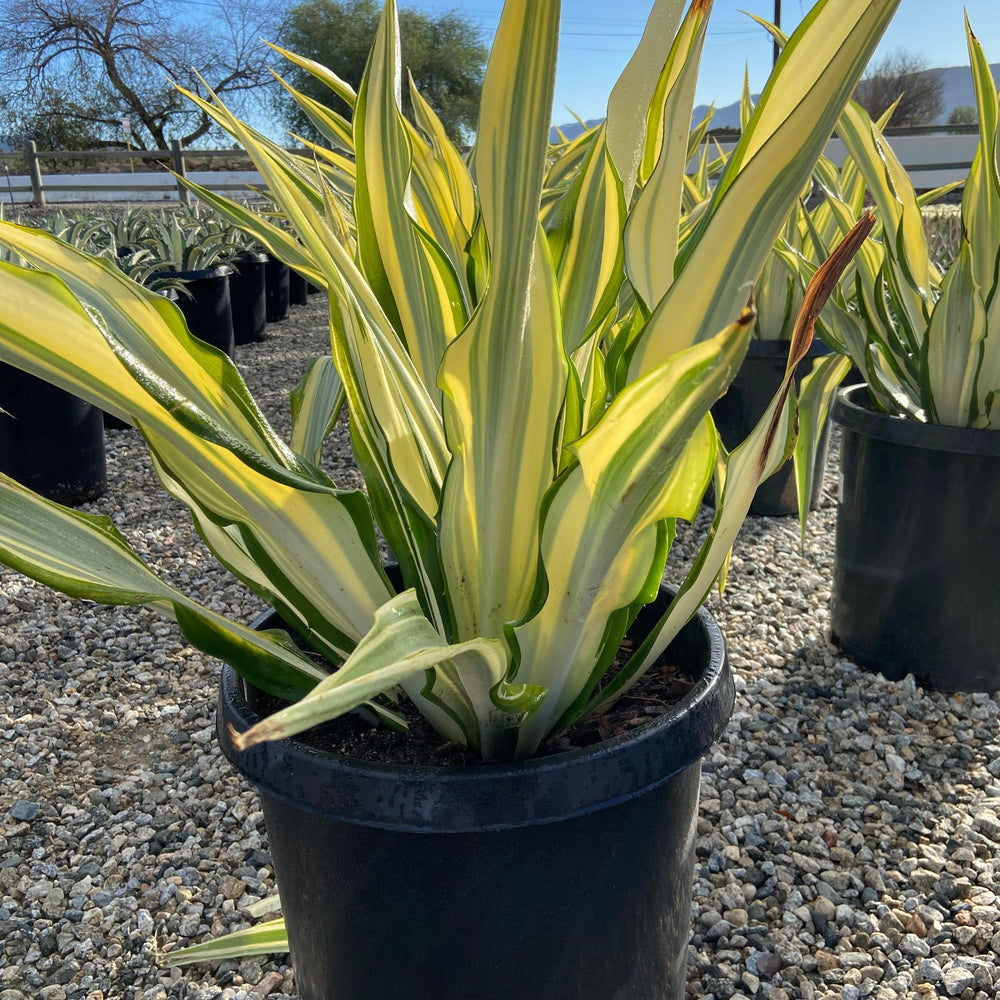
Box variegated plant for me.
[0,0,892,773]
[739,18,965,521]
[812,18,1000,428]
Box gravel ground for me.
[2,293,1000,1000]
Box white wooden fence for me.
[0,127,981,206]
[0,142,293,206]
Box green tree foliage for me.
[947,105,977,126]
[2,77,109,151]
[277,0,486,145]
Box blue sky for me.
[404,0,1000,124]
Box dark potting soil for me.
[248,635,695,767]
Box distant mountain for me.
[553,62,1000,140]
[936,63,1000,122]
[549,118,604,142]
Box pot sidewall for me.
[229,258,268,344]
[710,340,832,515]
[831,385,1000,691]
[217,587,733,1000]
[0,362,107,504]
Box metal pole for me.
[25,141,45,207]
[170,138,189,204]
[3,163,15,209]
[772,0,782,66]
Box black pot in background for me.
[168,265,235,359]
[307,281,321,295]
[831,384,1000,692]
[0,363,107,505]
[265,259,290,323]
[288,267,309,306]
[102,411,131,431]
[218,584,733,1000]
[229,254,268,345]
[710,339,832,516]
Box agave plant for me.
[0,0,892,771]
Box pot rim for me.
[162,264,233,282]
[833,383,1000,456]
[217,587,733,833]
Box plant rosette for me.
[211,586,732,1000]
[813,20,1000,688]
[0,0,896,995]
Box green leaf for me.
[160,918,289,967]
[624,0,712,311]
[0,252,395,653]
[229,590,513,760]
[923,241,987,426]
[628,0,899,377]
[510,315,750,757]
[352,0,465,395]
[290,356,345,466]
[606,0,687,204]
[0,227,304,471]
[793,351,851,535]
[607,211,876,708]
[836,100,933,340]
[545,127,626,353]
[437,0,566,642]
[0,472,326,700]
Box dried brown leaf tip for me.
[788,210,876,371]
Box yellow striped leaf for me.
[437,0,565,642]
[628,0,899,378]
[510,317,748,756]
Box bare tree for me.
[854,49,944,126]
[0,0,281,149]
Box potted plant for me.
[191,205,276,345]
[718,21,962,528]
[228,243,270,345]
[817,18,1000,692]
[138,213,239,357]
[0,0,895,996]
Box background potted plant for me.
[137,213,239,358]
[806,19,1000,693]
[704,77,846,520]
[718,21,962,529]
[209,217,271,346]
[0,0,895,996]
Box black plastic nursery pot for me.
[265,258,290,322]
[831,384,1000,692]
[217,584,734,1000]
[169,266,236,359]
[710,339,832,516]
[229,254,268,346]
[288,267,309,306]
[0,362,107,504]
